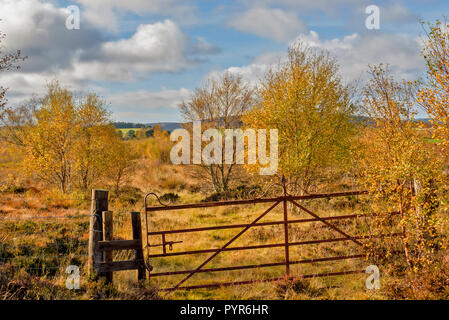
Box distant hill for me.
[146,122,182,132]
[113,117,430,132]
[113,122,146,129]
[113,122,182,132]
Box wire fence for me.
[0,206,91,274]
[0,201,137,275]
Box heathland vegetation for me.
[0,19,449,299]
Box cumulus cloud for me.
[0,0,219,123]
[229,7,307,42]
[189,37,222,55]
[296,30,423,81]
[107,88,191,122]
[380,3,419,25]
[207,51,285,85]
[0,0,103,72]
[0,0,218,108]
[75,20,193,81]
[0,0,218,82]
[234,0,418,33]
[0,3,218,82]
[108,87,191,110]
[74,0,198,32]
[209,30,424,86]
[234,0,361,20]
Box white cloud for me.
[0,0,217,84]
[210,30,424,86]
[0,0,217,123]
[0,71,87,106]
[229,7,307,42]
[189,37,222,55]
[74,20,193,81]
[108,88,191,110]
[296,30,423,81]
[0,0,425,123]
[0,1,216,106]
[107,88,191,122]
[74,0,198,32]
[237,0,361,17]
[380,3,418,25]
[208,64,266,86]
[206,51,285,86]
[0,0,102,72]
[235,1,418,33]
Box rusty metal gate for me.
[143,183,400,291]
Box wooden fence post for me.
[131,212,146,281]
[88,189,109,278]
[102,211,113,283]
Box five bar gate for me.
[144,184,400,291]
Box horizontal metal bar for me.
[148,233,402,258]
[148,212,400,236]
[145,191,367,212]
[150,254,364,277]
[160,270,366,291]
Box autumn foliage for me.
[243,45,357,194]
[1,81,134,194]
[358,65,444,271]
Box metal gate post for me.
[282,175,290,277]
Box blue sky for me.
[0,0,447,122]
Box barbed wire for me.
[0,207,90,272]
[0,214,90,221]
[0,262,81,271]
[0,195,134,275]
[0,254,87,261]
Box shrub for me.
[159,176,186,191]
[160,192,179,203]
[202,184,261,202]
[0,183,27,194]
[114,186,142,205]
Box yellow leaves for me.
[244,45,356,192]
[359,65,444,272]
[418,20,449,153]
[15,81,126,193]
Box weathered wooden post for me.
[102,210,113,283]
[131,212,146,281]
[88,189,108,278]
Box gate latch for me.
[149,240,183,251]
